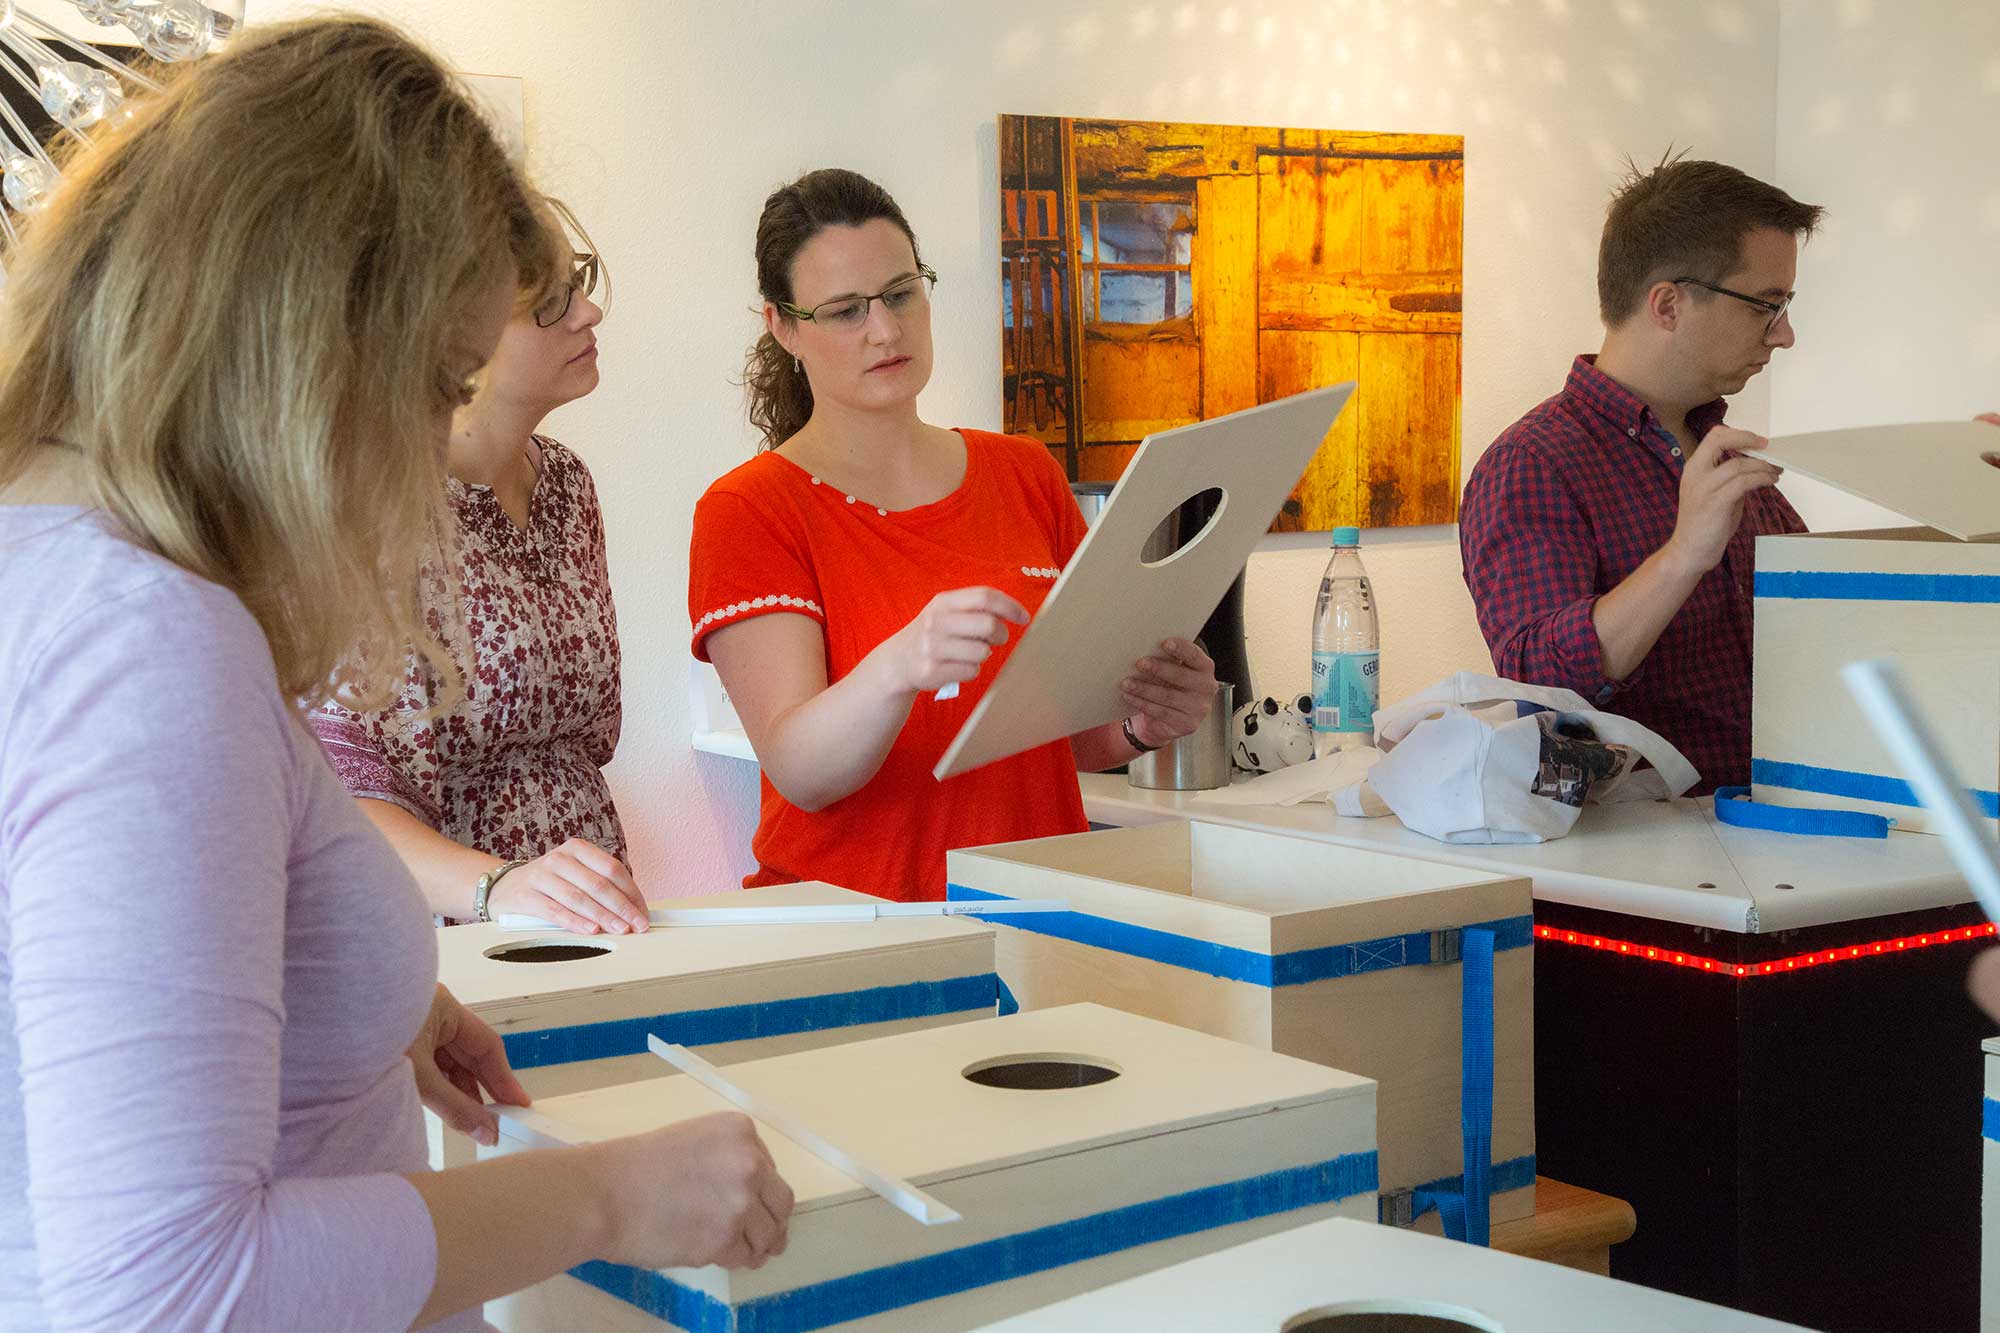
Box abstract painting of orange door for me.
[1000,115,1463,531]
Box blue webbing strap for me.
[1414,925,1495,1245]
[1714,785,1892,839]
[1984,1096,2000,1144]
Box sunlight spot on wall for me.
[1878,84,1917,127]
[999,28,1041,66]
[1705,3,1749,44]
[1885,193,1925,238]
[1063,14,1101,52]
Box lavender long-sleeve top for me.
[0,507,478,1331]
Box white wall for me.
[261,0,1783,894]
[1770,0,2000,531]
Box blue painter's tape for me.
[1755,570,2000,604]
[946,885,1531,988]
[1752,758,2000,819]
[1714,786,1892,839]
[1984,1097,2000,1144]
[1394,1153,1539,1227]
[500,973,997,1071]
[569,1150,1378,1333]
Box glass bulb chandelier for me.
[0,0,239,275]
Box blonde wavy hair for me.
[0,16,562,709]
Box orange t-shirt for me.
[689,429,1091,901]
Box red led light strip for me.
[1535,922,1998,979]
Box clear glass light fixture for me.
[0,0,237,270]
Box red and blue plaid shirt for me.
[1459,356,1805,794]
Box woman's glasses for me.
[779,265,937,332]
[533,251,601,329]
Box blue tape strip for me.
[500,973,998,1071]
[569,1150,1378,1333]
[1751,758,2000,819]
[1456,927,1496,1245]
[1714,785,1892,839]
[1755,570,2000,604]
[945,885,1532,988]
[994,975,1020,1017]
[1389,1153,1538,1226]
[1984,1097,2000,1144]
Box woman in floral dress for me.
[313,200,651,935]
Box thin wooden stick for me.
[647,1036,961,1226]
[496,899,1069,933]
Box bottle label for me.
[1311,651,1379,734]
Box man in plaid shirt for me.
[1460,158,1824,794]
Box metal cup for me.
[1127,683,1235,792]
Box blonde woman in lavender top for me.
[0,18,788,1330]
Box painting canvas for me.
[999,114,1463,531]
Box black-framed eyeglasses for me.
[778,265,938,332]
[534,251,600,328]
[1673,276,1793,335]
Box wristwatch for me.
[474,859,529,923]
[1121,716,1160,755]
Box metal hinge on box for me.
[1427,927,1463,966]
[1380,1186,1417,1228]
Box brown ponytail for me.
[745,168,923,450]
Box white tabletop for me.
[1079,772,1970,935]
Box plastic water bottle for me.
[1311,527,1379,758]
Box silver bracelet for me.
[1121,716,1160,755]
[473,858,529,923]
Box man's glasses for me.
[534,252,601,328]
[1674,276,1793,336]
[779,265,938,332]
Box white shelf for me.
[692,727,757,762]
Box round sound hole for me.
[1284,1309,1500,1333]
[481,940,613,963]
[961,1053,1122,1090]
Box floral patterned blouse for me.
[310,437,627,863]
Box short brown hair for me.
[1597,152,1823,325]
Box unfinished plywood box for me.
[1986,1036,2000,1333]
[976,1215,1809,1332]
[1753,423,2000,834]
[429,881,994,1166]
[485,1003,1376,1332]
[946,820,1534,1227]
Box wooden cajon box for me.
[975,1215,1809,1332]
[1752,423,2000,834]
[1985,1036,2000,1333]
[1752,531,1999,834]
[430,881,995,1166]
[945,820,1535,1226]
[484,1003,1377,1333]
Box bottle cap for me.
[1331,526,1360,547]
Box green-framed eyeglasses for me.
[534,251,601,328]
[779,265,938,331]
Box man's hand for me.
[1664,426,1782,577]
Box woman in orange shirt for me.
[689,168,1217,900]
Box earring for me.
[793,356,802,374]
